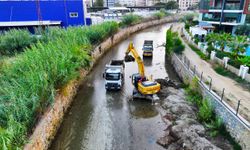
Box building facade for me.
[179,0,199,10]
[199,0,250,33]
[136,0,147,6]
[0,0,91,30]
[104,0,116,7]
[117,0,136,6]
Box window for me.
[69,12,78,18]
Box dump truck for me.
[142,40,153,57]
[103,60,124,90]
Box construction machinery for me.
[124,42,160,100]
[142,40,153,57]
[103,60,124,90]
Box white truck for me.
[103,60,124,90]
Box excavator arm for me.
[124,42,161,97]
[125,42,145,77]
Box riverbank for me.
[24,16,180,150]
[156,80,234,149]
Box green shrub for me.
[188,43,209,60]
[153,12,165,19]
[185,23,190,30]
[198,99,213,122]
[0,21,118,149]
[205,117,223,137]
[165,28,185,55]
[120,14,142,27]
[0,29,37,55]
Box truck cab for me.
[103,60,124,90]
[142,40,153,57]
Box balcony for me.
[202,17,221,22]
[225,4,241,10]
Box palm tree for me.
[228,35,248,58]
[217,33,232,52]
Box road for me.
[50,23,177,150]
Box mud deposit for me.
[156,81,233,150]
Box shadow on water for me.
[143,56,153,66]
[129,100,158,119]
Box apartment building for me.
[179,0,199,10]
[104,0,116,7]
[117,0,136,6]
[199,0,250,33]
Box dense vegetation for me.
[120,14,142,27]
[188,43,209,60]
[0,21,119,149]
[165,27,185,55]
[0,29,38,55]
[154,1,179,10]
[235,24,250,36]
[206,33,250,72]
[185,78,241,149]
[153,9,170,19]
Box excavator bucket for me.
[124,54,135,62]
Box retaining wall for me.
[171,54,250,150]
[24,15,180,150]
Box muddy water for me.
[50,23,177,150]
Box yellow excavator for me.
[124,42,161,100]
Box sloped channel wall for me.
[171,54,250,150]
[24,15,180,150]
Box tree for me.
[217,33,232,52]
[165,1,179,9]
[235,24,250,36]
[228,35,248,58]
[154,1,179,10]
[94,0,103,7]
[206,33,231,52]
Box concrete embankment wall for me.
[24,16,180,150]
[171,54,250,150]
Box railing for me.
[202,17,221,22]
[172,53,250,129]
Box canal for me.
[50,23,176,150]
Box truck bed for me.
[110,60,124,66]
[143,40,153,46]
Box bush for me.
[188,43,209,60]
[0,21,118,148]
[165,28,185,55]
[235,24,250,36]
[120,14,142,27]
[153,9,169,19]
[184,23,190,30]
[153,12,165,19]
[198,99,213,122]
[0,29,37,55]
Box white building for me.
[135,0,146,6]
[178,0,198,10]
[117,0,136,6]
[104,0,116,7]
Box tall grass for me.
[120,14,142,27]
[0,21,118,149]
[0,29,38,56]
